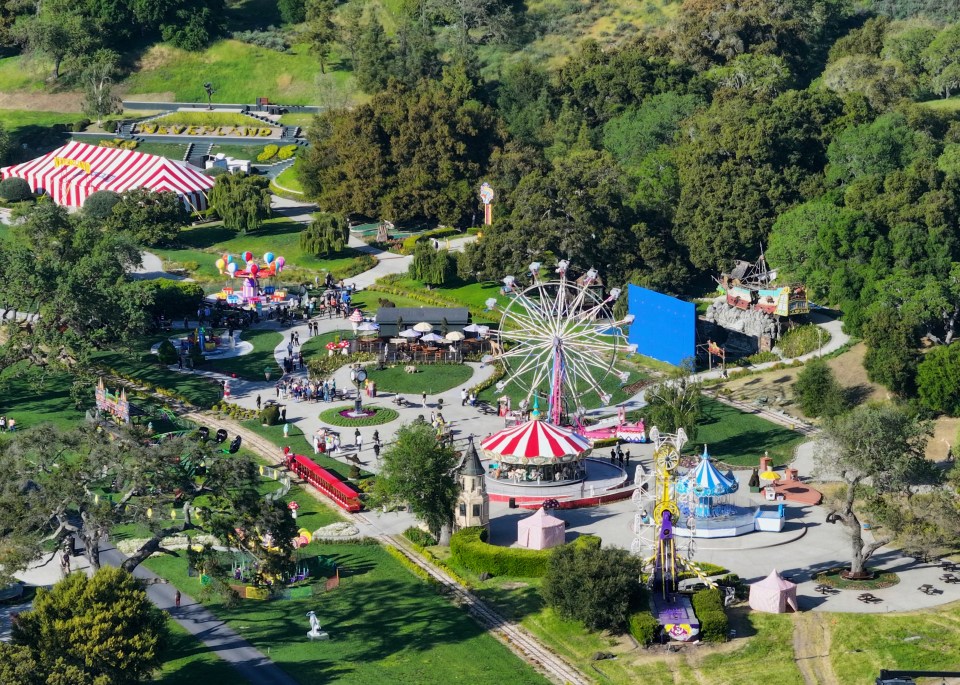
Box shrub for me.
[745,351,779,365]
[157,340,179,365]
[277,144,298,160]
[103,119,118,133]
[628,611,658,644]
[206,166,229,177]
[83,190,122,220]
[778,324,828,358]
[0,177,32,202]
[72,118,91,132]
[793,357,847,418]
[692,588,728,642]
[451,526,554,577]
[403,527,438,548]
[348,465,360,479]
[257,144,279,162]
[231,27,290,52]
[400,227,459,255]
[260,405,281,426]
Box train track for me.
[378,531,592,685]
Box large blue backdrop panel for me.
[626,285,695,366]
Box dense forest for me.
[296,0,960,412]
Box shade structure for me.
[349,309,364,323]
[481,418,592,465]
[676,452,738,498]
[463,323,490,337]
[1,141,214,210]
[420,332,446,343]
[517,508,566,550]
[413,321,434,332]
[445,331,465,341]
[399,329,421,338]
[356,322,379,331]
[749,569,798,613]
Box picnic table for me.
[857,593,882,604]
[918,584,937,595]
[814,584,836,595]
[941,574,960,584]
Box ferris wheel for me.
[484,260,636,425]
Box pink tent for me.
[748,569,798,613]
[517,508,565,550]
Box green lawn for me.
[378,276,500,313]
[90,338,223,409]
[279,113,317,129]
[367,364,474,395]
[692,397,807,467]
[209,143,271,160]
[154,219,372,283]
[274,162,304,193]
[919,97,960,112]
[74,136,189,160]
[146,542,547,685]
[153,112,263,127]
[0,363,87,431]
[155,620,245,684]
[299,329,354,359]
[205,328,283,381]
[124,40,349,104]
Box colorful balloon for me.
[264,252,275,264]
[226,254,234,264]
[276,256,285,271]
[250,264,260,277]
[215,258,225,271]
[243,251,253,262]
[227,262,238,274]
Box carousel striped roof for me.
[677,448,738,496]
[481,419,591,461]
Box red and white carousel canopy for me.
[481,419,592,465]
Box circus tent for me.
[676,447,739,518]
[0,141,215,210]
[517,507,566,550]
[749,569,798,613]
[480,418,592,465]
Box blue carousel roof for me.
[676,446,739,497]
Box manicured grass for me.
[367,364,474,394]
[378,276,500,313]
[124,40,347,104]
[319,405,399,427]
[0,109,83,130]
[274,163,304,193]
[919,97,960,112]
[279,113,317,129]
[148,542,548,685]
[209,143,269,160]
[154,620,243,684]
[75,136,189,160]
[0,363,87,431]
[830,604,960,683]
[241,420,372,480]
[300,329,354,359]
[90,339,223,409]
[693,397,807,467]
[205,328,283,381]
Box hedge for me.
[628,610,658,645]
[403,527,437,548]
[451,526,553,577]
[399,227,460,255]
[0,177,33,202]
[692,588,728,643]
[260,405,281,426]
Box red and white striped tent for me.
[0,141,215,210]
[481,418,593,465]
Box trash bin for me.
[508,497,517,509]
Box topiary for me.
[260,405,281,426]
[157,339,179,365]
[83,190,122,220]
[72,118,91,132]
[103,119,118,133]
[348,465,360,479]
[0,177,33,202]
[257,144,279,162]
[277,144,298,160]
[628,611,658,645]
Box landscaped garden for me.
[692,397,807,467]
[367,364,474,395]
[205,328,283,381]
[319,405,399,427]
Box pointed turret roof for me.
[461,436,485,477]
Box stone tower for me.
[455,436,489,533]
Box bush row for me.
[628,610,659,645]
[98,138,138,150]
[307,351,377,378]
[384,545,438,586]
[468,363,505,396]
[403,526,437,548]
[211,402,258,421]
[399,227,460,254]
[451,526,553,577]
[692,588,729,643]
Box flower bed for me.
[319,405,399,427]
[815,567,901,590]
[134,123,277,137]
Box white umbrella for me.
[413,321,434,333]
[399,329,422,338]
[463,324,484,333]
[421,332,446,343]
[445,331,465,341]
[357,322,379,331]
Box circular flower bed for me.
[815,567,900,590]
[319,405,399,427]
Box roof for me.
[676,450,738,497]
[481,419,592,465]
[521,507,565,528]
[374,307,470,325]
[460,436,485,477]
[754,569,797,591]
[0,141,214,208]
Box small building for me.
[455,437,489,533]
[375,307,470,338]
[205,153,251,174]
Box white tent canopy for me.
[748,569,798,613]
[517,507,566,550]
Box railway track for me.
[378,531,592,685]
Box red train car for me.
[287,453,363,513]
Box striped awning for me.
[0,141,215,210]
[677,450,738,497]
[481,418,592,465]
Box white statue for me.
[306,610,328,640]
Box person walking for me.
[281,407,287,422]
[256,395,262,410]
[373,442,381,460]
[356,433,363,451]
[461,388,467,406]
[422,391,428,407]
[175,590,181,608]
[610,448,616,463]
[373,430,380,447]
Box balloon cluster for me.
[215,251,286,278]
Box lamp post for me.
[350,365,367,414]
[203,82,215,110]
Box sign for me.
[54,157,91,174]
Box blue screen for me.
[626,285,696,366]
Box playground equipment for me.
[214,251,288,308]
[716,250,808,318]
[95,377,131,424]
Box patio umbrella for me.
[463,323,484,333]
[421,332,446,343]
[759,471,780,482]
[357,322,379,331]
[399,329,422,338]
[445,331,465,341]
[413,321,434,333]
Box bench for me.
[857,593,881,604]
[918,584,936,594]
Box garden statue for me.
[306,610,329,640]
